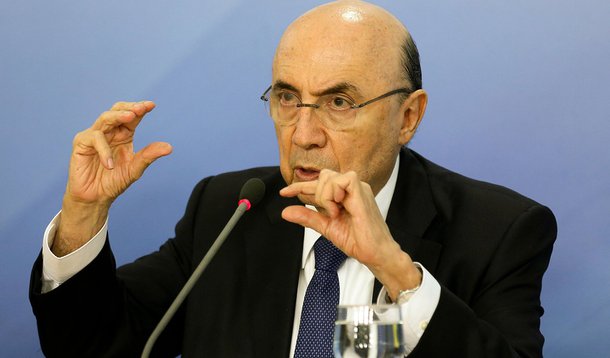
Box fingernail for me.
[107,158,114,169]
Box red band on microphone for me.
[238,199,252,211]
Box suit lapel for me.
[240,151,444,353]
[244,172,303,357]
[373,149,443,298]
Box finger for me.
[317,171,356,216]
[110,101,132,111]
[279,180,319,197]
[281,205,329,234]
[314,169,332,207]
[73,130,115,169]
[92,110,137,132]
[315,173,341,217]
[317,170,349,203]
[121,101,156,131]
[333,183,347,204]
[341,173,377,218]
[129,142,173,180]
[326,181,347,218]
[334,171,359,203]
[95,101,156,132]
[110,100,155,114]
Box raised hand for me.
[66,101,171,205]
[280,169,421,299]
[53,101,172,256]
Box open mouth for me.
[294,166,320,181]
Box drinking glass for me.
[334,304,406,358]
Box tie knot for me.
[313,237,347,272]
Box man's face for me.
[271,13,408,199]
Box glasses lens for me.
[263,89,359,130]
[319,94,356,130]
[267,89,298,126]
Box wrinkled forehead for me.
[272,6,404,96]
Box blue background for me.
[1,1,608,356]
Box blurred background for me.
[1,0,608,356]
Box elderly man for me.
[30,1,556,357]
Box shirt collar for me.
[301,157,400,268]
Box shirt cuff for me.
[41,211,108,293]
[376,262,440,354]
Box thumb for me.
[130,142,173,179]
[282,205,329,234]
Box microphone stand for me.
[141,201,249,358]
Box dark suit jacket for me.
[30,148,556,357]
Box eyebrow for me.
[313,82,361,97]
[272,80,299,93]
[272,80,362,98]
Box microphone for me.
[141,178,266,358]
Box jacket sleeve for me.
[411,204,557,358]
[29,177,212,358]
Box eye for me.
[277,91,300,106]
[327,95,354,111]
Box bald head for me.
[270,1,428,196]
[274,0,421,93]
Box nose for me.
[291,105,327,150]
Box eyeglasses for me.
[260,85,411,130]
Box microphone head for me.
[239,178,266,207]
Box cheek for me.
[339,115,398,179]
[331,130,369,172]
[276,126,294,184]
[276,126,295,157]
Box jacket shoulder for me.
[410,151,548,216]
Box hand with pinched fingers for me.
[279,169,421,299]
[54,101,172,256]
[66,101,172,206]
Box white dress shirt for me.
[287,158,440,356]
[41,157,440,356]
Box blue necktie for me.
[294,237,347,358]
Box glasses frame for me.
[260,85,412,110]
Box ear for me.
[398,89,428,146]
